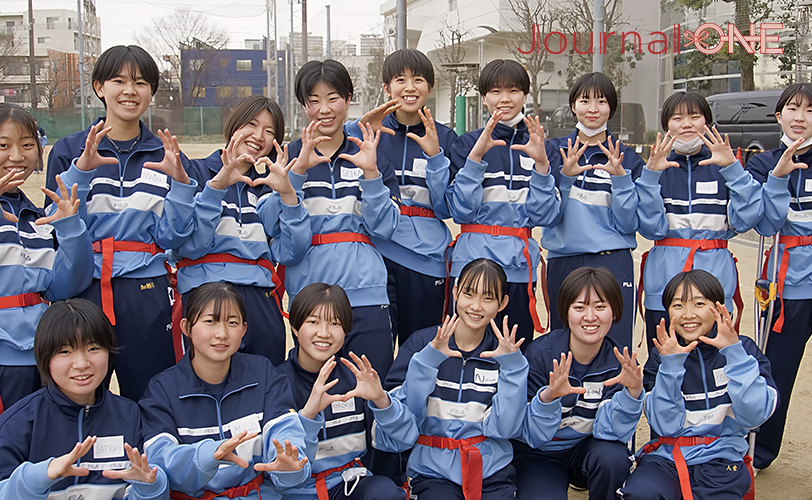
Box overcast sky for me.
[5,0,386,52]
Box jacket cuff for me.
[619,386,646,406]
[369,397,398,422]
[766,171,791,187]
[299,412,325,437]
[50,213,85,237]
[288,171,307,191]
[197,439,229,472]
[531,387,563,414]
[425,148,449,170]
[462,157,488,176]
[611,171,634,189]
[660,352,689,372]
[719,340,747,364]
[63,161,97,186]
[416,344,449,368]
[639,166,663,185]
[719,160,746,182]
[169,177,198,200]
[280,196,305,216]
[202,180,228,199]
[494,350,526,369]
[128,466,168,499]
[359,175,387,195]
[22,459,59,495]
[558,173,577,189]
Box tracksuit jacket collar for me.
[173,352,259,399]
[44,383,108,415]
[667,145,712,170]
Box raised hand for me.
[653,317,698,356]
[511,115,549,174]
[291,121,331,175]
[143,129,190,185]
[254,439,308,473]
[699,302,739,350]
[406,108,440,157]
[46,436,95,480]
[0,170,25,222]
[772,137,809,177]
[539,352,586,403]
[342,352,390,409]
[429,314,462,358]
[209,133,255,190]
[559,137,591,177]
[647,132,680,172]
[213,430,257,469]
[75,121,119,172]
[300,356,345,420]
[594,136,626,176]
[36,175,79,225]
[359,98,401,136]
[339,122,381,179]
[604,347,644,399]
[469,111,507,164]
[253,141,299,206]
[481,316,524,358]
[698,125,737,167]
[102,443,158,484]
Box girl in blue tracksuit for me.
[748,83,812,470]
[543,73,645,350]
[175,95,310,366]
[0,103,93,411]
[0,298,169,500]
[447,59,560,351]
[278,282,418,500]
[620,270,777,500]
[385,258,528,500]
[514,266,644,500]
[46,45,197,401]
[282,59,402,377]
[638,91,763,352]
[139,282,310,500]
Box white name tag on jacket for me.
[696,181,718,195]
[341,166,364,180]
[94,435,124,459]
[331,398,356,414]
[713,367,730,387]
[230,414,262,436]
[140,168,168,187]
[805,178,812,192]
[519,156,534,171]
[474,368,499,385]
[583,382,604,400]
[29,221,53,237]
[247,192,258,207]
[412,158,427,177]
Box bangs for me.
[456,259,507,300]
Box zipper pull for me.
[85,405,90,416]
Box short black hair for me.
[455,258,508,302]
[289,283,353,333]
[295,59,353,106]
[223,95,285,153]
[556,267,623,328]
[569,72,618,119]
[34,299,118,386]
[662,269,725,310]
[478,59,530,96]
[0,103,43,171]
[660,91,713,131]
[776,83,812,113]
[182,282,247,359]
[92,45,159,106]
[382,49,435,88]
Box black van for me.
[706,90,783,165]
[545,102,647,144]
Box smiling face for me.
[0,120,39,188]
[777,95,812,143]
[293,305,346,373]
[304,81,350,140]
[567,287,614,351]
[667,104,707,142]
[93,65,152,127]
[482,86,527,122]
[454,276,509,333]
[385,70,431,117]
[668,284,716,342]
[233,109,276,162]
[571,90,611,129]
[49,342,109,406]
[183,300,247,376]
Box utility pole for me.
[302,0,308,63]
[593,0,604,73]
[78,0,86,128]
[396,0,406,50]
[273,0,278,102]
[326,5,331,59]
[266,0,272,97]
[28,0,37,109]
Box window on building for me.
[5,21,14,36]
[237,86,252,98]
[192,87,206,98]
[191,59,205,71]
[236,60,252,71]
[46,17,59,30]
[68,18,76,30]
[217,86,232,98]
[37,37,50,44]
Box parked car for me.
[707,89,783,165]
[545,102,647,145]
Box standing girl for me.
[46,45,198,401]
[176,95,310,366]
[0,298,168,500]
[0,103,93,410]
[638,91,763,351]
[139,282,310,500]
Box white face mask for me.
[781,133,812,151]
[500,111,525,128]
[576,121,607,137]
[673,136,704,155]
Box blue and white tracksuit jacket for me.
[385,326,528,484]
[277,348,418,499]
[516,328,644,453]
[0,191,92,367]
[0,385,169,500]
[139,352,310,500]
[171,151,311,294]
[48,119,197,280]
[282,135,401,307]
[641,331,778,465]
[346,115,456,278]
[750,146,812,299]
[542,130,644,257]
[446,122,560,283]
[636,147,763,311]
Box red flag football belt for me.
[311,458,363,500]
[400,205,436,218]
[0,292,44,309]
[311,233,372,246]
[170,473,264,500]
[764,235,812,333]
[417,434,488,500]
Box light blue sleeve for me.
[425,149,452,219]
[401,344,448,420]
[521,389,562,448]
[369,396,419,452]
[126,467,170,500]
[756,173,790,237]
[144,434,226,493]
[261,411,311,490]
[58,161,96,222]
[721,341,778,429]
[298,412,324,465]
[445,158,486,224]
[360,174,400,240]
[544,173,577,229]
[526,170,561,227]
[721,161,764,233]
[43,214,93,301]
[0,460,58,499]
[609,172,639,234]
[172,182,225,261]
[260,191,312,266]
[644,353,689,437]
[482,351,529,440]
[592,387,645,443]
[635,167,669,240]
[153,178,199,252]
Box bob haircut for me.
[289,283,353,333]
[478,60,530,96]
[775,83,812,113]
[92,45,160,105]
[0,103,43,171]
[382,49,435,88]
[557,267,623,327]
[662,269,725,310]
[455,258,508,302]
[34,299,118,386]
[660,91,713,131]
[185,282,247,329]
[295,59,353,106]
[569,73,618,119]
[222,95,285,154]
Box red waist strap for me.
[311,233,372,246]
[170,474,263,500]
[768,235,812,332]
[417,434,488,500]
[0,292,45,309]
[654,238,729,272]
[401,205,436,218]
[311,458,363,500]
[92,238,164,326]
[640,436,720,500]
[176,253,276,271]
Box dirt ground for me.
[25,143,812,499]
